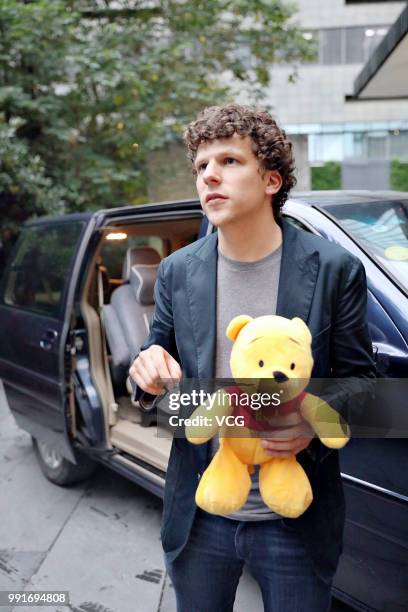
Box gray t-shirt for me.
[210,244,282,521]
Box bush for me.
[390,160,408,191]
[311,162,341,190]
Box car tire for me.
[32,437,97,486]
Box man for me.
[130,104,375,611]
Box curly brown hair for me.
[184,104,297,216]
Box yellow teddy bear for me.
[185,315,350,518]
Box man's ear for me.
[226,315,253,341]
[265,170,283,196]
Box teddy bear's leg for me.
[259,458,313,518]
[195,438,251,515]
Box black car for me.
[0,193,407,612]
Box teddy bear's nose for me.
[272,371,288,383]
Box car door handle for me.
[372,343,379,363]
[40,329,58,350]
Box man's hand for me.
[260,413,315,458]
[129,345,182,395]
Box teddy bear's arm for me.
[185,389,233,444]
[300,393,350,449]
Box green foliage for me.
[0,0,313,250]
[0,125,65,233]
[390,160,408,192]
[311,162,342,191]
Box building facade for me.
[258,0,408,189]
[147,0,408,200]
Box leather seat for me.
[101,246,161,390]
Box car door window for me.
[1,221,85,317]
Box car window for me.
[322,200,408,293]
[0,221,85,317]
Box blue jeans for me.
[165,509,332,612]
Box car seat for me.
[101,246,161,392]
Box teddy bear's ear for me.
[291,317,312,345]
[226,315,253,341]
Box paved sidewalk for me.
[0,381,350,612]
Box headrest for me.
[122,246,161,281]
[129,263,159,305]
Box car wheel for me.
[32,437,97,486]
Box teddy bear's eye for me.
[258,360,264,368]
[290,363,295,370]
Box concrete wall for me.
[342,159,391,189]
[260,64,408,128]
[238,1,408,128]
[293,0,403,29]
[291,135,311,191]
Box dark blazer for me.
[140,218,376,584]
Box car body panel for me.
[284,195,408,611]
[0,216,97,461]
[94,199,203,229]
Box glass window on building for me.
[309,133,344,162]
[345,27,365,64]
[303,25,389,65]
[301,124,408,164]
[319,29,343,65]
[344,132,365,159]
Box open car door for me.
[0,213,96,462]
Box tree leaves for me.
[0,0,313,248]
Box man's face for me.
[194,134,280,228]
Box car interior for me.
[78,214,203,475]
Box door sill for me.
[110,418,171,472]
